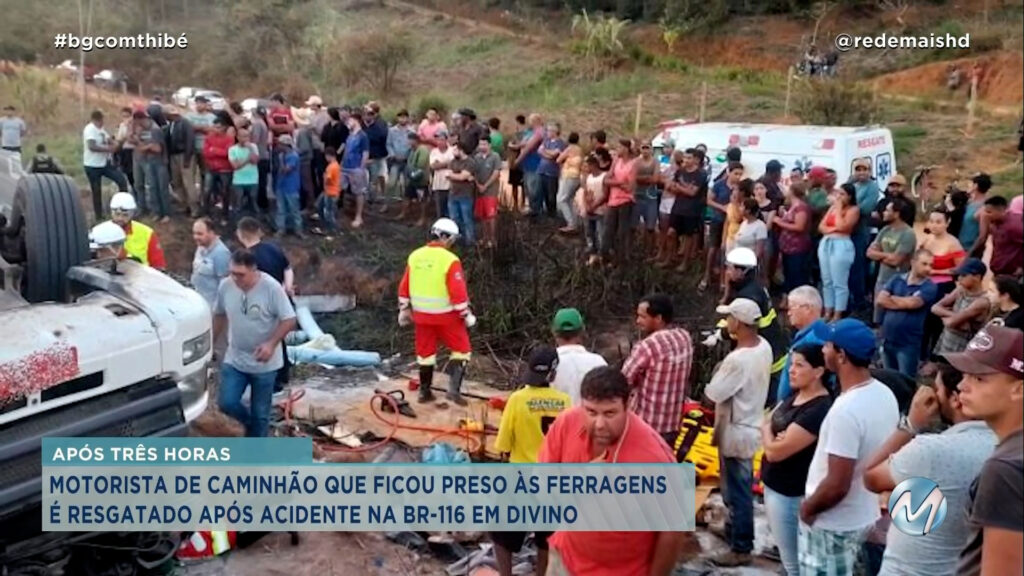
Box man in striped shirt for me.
[621,293,693,446]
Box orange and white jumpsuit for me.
[398,242,472,366]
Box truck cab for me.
[0,154,211,569]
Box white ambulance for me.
[651,120,897,191]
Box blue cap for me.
[953,257,987,277]
[826,318,876,362]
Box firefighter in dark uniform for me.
[704,247,790,405]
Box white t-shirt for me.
[553,344,607,406]
[429,147,455,191]
[805,379,899,531]
[82,122,112,167]
[734,218,768,251]
[703,337,772,458]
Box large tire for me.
[11,174,89,303]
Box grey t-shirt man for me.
[250,117,270,161]
[191,238,231,307]
[214,272,296,374]
[0,115,26,149]
[879,421,996,576]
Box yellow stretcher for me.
[672,410,764,494]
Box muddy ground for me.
[156,195,751,575]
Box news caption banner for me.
[42,438,696,532]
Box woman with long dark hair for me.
[761,344,833,576]
[817,183,860,322]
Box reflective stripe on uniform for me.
[210,531,231,555]
[123,221,154,266]
[758,307,777,329]
[450,351,471,361]
[771,353,788,374]
[408,245,460,313]
[417,354,438,366]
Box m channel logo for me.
[888,477,947,536]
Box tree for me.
[340,27,414,94]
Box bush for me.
[414,95,450,121]
[796,79,878,126]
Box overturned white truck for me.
[0,152,212,571]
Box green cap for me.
[552,308,584,333]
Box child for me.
[320,147,341,233]
[491,346,570,576]
[274,135,303,238]
[474,136,502,249]
[580,152,609,267]
[228,127,260,218]
[402,132,431,225]
[27,143,64,174]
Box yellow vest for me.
[408,244,459,314]
[123,221,154,266]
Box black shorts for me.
[405,181,427,200]
[509,166,524,187]
[671,214,701,236]
[707,221,725,247]
[490,531,550,552]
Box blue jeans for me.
[557,177,580,228]
[764,486,801,576]
[137,158,170,217]
[782,251,811,293]
[720,456,754,554]
[319,195,339,231]
[524,171,543,216]
[276,192,302,233]
[632,191,659,231]
[585,215,604,254]
[818,235,855,312]
[218,363,277,437]
[883,342,920,379]
[448,195,475,245]
[233,184,258,218]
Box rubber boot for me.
[447,361,468,406]
[418,365,435,403]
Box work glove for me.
[398,308,412,327]
[701,331,721,348]
[463,312,477,328]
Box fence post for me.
[634,94,643,137]
[965,76,978,138]
[699,81,707,123]
[784,66,794,119]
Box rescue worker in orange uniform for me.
[109,192,166,270]
[398,218,476,406]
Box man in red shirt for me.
[980,195,1023,278]
[621,294,693,445]
[539,366,684,576]
[201,119,235,223]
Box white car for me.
[172,86,200,107]
[189,90,226,111]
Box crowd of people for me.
[59,92,1024,576]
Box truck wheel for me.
[11,174,89,303]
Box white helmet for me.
[89,220,127,250]
[110,192,137,212]
[430,218,460,239]
[725,247,758,268]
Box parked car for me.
[189,89,226,111]
[92,69,128,91]
[54,59,97,82]
[240,97,272,118]
[172,86,201,107]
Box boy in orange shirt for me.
[321,146,341,232]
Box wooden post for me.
[634,93,643,137]
[784,66,794,119]
[966,76,978,138]
[699,81,707,122]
